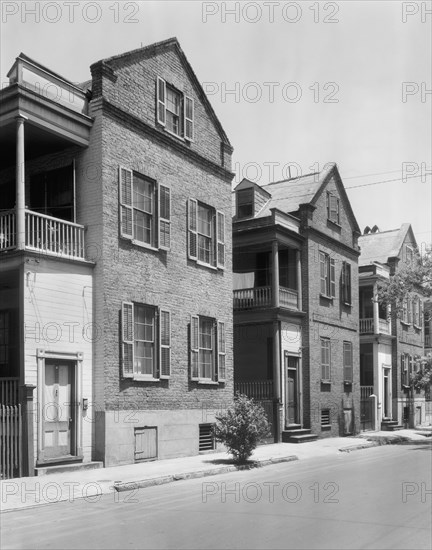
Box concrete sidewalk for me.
[1,430,430,513]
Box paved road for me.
[1,444,431,550]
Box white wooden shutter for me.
[419,299,423,328]
[188,199,198,260]
[217,321,226,382]
[190,315,199,380]
[319,252,326,295]
[122,302,134,378]
[329,194,339,223]
[330,258,336,298]
[119,167,133,239]
[159,309,171,378]
[158,185,171,250]
[343,342,353,382]
[216,211,225,269]
[157,77,166,126]
[184,96,194,141]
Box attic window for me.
[326,192,340,225]
[237,188,254,218]
[157,77,194,141]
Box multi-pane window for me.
[326,192,340,224]
[237,188,254,218]
[320,338,331,381]
[188,199,225,269]
[119,167,170,250]
[412,296,423,328]
[341,262,352,305]
[405,245,414,264]
[121,302,170,380]
[157,77,194,141]
[319,251,336,298]
[343,341,353,382]
[190,315,226,382]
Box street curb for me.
[355,436,432,447]
[114,455,299,492]
[338,441,379,453]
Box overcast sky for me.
[1,0,431,250]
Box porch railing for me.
[233,286,298,310]
[360,385,374,399]
[360,318,390,335]
[235,380,274,400]
[0,378,20,406]
[0,210,86,260]
[233,286,272,309]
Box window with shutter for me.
[118,167,170,252]
[156,77,194,141]
[217,321,226,382]
[190,315,199,380]
[319,251,335,299]
[327,192,340,224]
[188,199,225,271]
[159,185,171,250]
[122,302,134,378]
[121,302,171,381]
[160,309,171,378]
[320,338,331,381]
[343,341,353,382]
[342,262,352,305]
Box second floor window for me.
[157,77,194,141]
[320,251,336,298]
[320,338,331,381]
[119,167,171,250]
[188,199,225,270]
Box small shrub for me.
[213,392,271,464]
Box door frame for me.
[37,349,83,464]
[284,351,302,428]
[382,364,392,420]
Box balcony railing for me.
[0,210,85,260]
[0,378,19,406]
[360,318,391,335]
[233,286,298,310]
[235,380,274,400]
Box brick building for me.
[0,38,234,476]
[233,163,361,442]
[358,224,427,429]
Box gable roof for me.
[94,37,232,148]
[253,163,361,233]
[358,223,415,266]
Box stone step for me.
[282,428,311,442]
[285,434,319,444]
[35,461,103,476]
[381,422,404,431]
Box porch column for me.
[272,241,280,308]
[16,115,27,250]
[373,283,379,334]
[273,320,282,442]
[296,249,302,311]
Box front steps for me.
[35,461,103,476]
[282,424,318,443]
[381,420,404,432]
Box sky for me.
[1,0,431,250]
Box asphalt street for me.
[1,444,431,550]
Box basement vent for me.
[321,409,331,426]
[199,423,215,452]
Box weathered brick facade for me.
[85,39,234,464]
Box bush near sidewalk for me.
[213,392,271,464]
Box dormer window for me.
[326,192,340,225]
[157,77,194,141]
[237,188,254,218]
